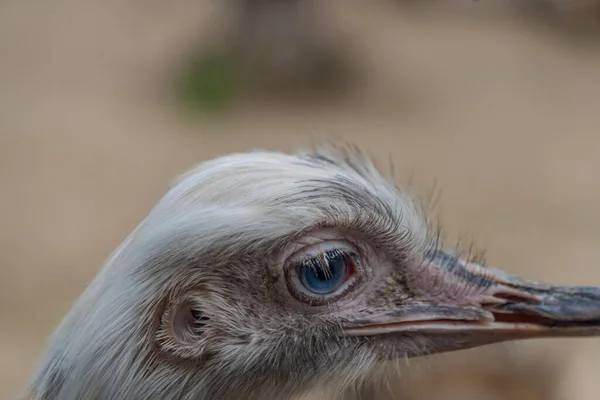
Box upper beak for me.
[342,249,600,354]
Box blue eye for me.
[298,250,353,295]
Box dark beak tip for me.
[524,286,600,322]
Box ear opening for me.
[156,294,211,359]
[173,299,210,339]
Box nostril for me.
[479,290,542,313]
[493,293,537,303]
[487,286,542,305]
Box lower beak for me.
[342,250,600,352]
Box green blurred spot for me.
[178,50,242,113]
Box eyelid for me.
[287,240,358,265]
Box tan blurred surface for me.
[2,1,600,399]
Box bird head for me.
[28,145,600,400]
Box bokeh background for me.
[2,1,600,399]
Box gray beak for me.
[342,249,600,355]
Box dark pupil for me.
[313,265,330,281]
[299,250,349,294]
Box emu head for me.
[27,145,600,400]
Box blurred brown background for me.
[2,0,600,399]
